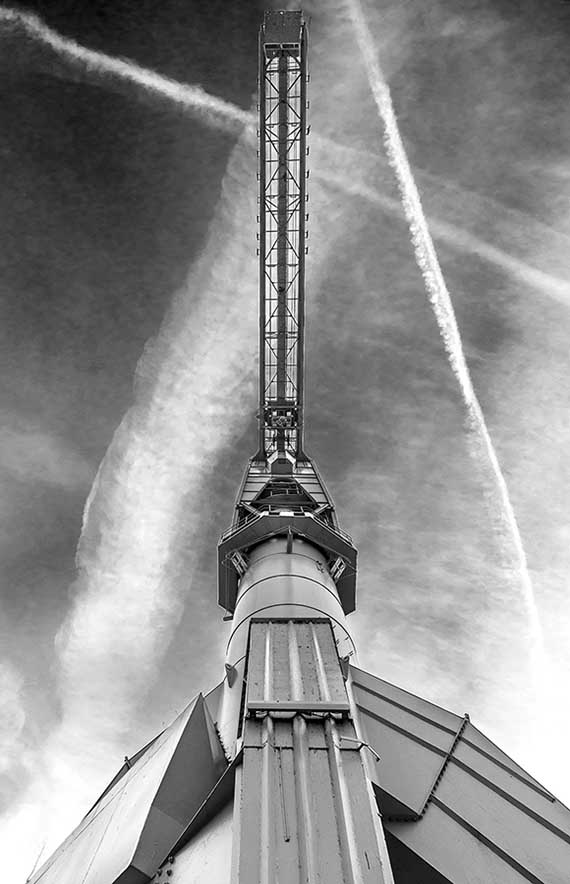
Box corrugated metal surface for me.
[30,695,227,884]
[236,715,393,883]
[232,622,393,883]
[247,619,350,712]
[351,664,570,883]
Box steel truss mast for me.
[258,11,308,460]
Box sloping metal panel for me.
[84,681,226,822]
[247,619,350,712]
[352,666,461,732]
[351,665,463,818]
[351,665,570,883]
[30,695,227,884]
[384,831,453,884]
[461,721,556,799]
[204,679,224,727]
[433,763,570,882]
[83,733,164,817]
[388,804,529,884]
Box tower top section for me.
[257,10,308,463]
[217,11,357,616]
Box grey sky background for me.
[1,0,570,875]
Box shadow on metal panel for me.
[385,831,453,884]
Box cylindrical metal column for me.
[218,536,355,756]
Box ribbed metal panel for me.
[236,715,392,883]
[247,619,350,713]
[233,622,394,883]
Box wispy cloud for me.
[319,170,570,308]
[55,132,254,843]
[0,9,257,869]
[0,125,258,873]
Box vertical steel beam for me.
[276,51,288,453]
[258,26,267,458]
[296,31,307,456]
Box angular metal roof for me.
[29,694,227,884]
[31,666,570,884]
[351,664,570,883]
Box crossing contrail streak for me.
[345,0,544,660]
[1,2,545,656]
[6,2,565,314]
[319,170,570,307]
[0,7,255,133]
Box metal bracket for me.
[338,736,381,763]
[225,663,238,687]
[330,556,346,582]
[230,550,249,577]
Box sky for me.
[1,0,570,876]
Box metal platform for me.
[218,510,357,614]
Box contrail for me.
[320,169,570,307]
[5,4,565,313]
[0,7,255,133]
[345,0,545,659]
